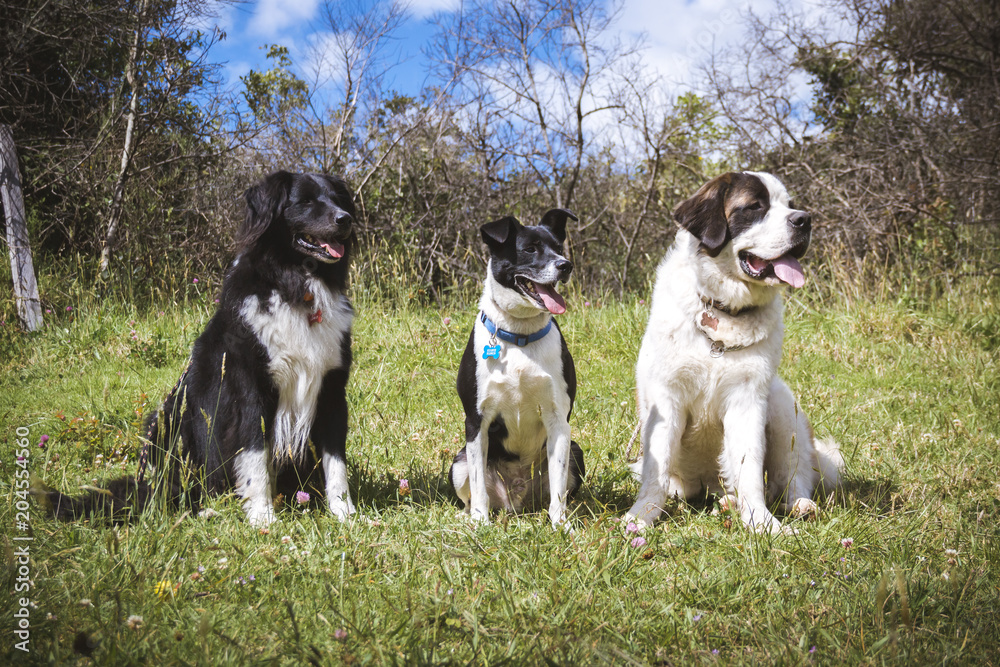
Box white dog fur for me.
[627,172,842,534]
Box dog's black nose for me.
[557,259,573,276]
[334,211,353,229]
[788,211,811,230]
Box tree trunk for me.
[1,125,43,331]
[99,0,146,279]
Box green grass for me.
[2,275,999,665]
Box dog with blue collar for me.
[449,209,586,529]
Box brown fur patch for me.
[723,175,769,218]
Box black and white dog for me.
[449,210,585,528]
[40,171,358,526]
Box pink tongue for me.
[772,255,805,288]
[535,283,567,314]
[320,241,344,259]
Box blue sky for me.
[206,0,786,99]
[210,0,456,97]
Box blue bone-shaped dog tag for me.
[482,344,501,360]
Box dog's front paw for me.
[554,516,579,535]
[623,514,651,533]
[468,508,490,525]
[328,496,356,522]
[244,504,276,527]
[549,511,576,534]
[624,500,661,529]
[787,497,819,521]
[747,512,794,535]
[763,521,800,536]
[718,494,739,513]
[548,501,568,529]
[751,520,792,535]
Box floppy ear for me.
[673,173,732,257]
[480,216,520,251]
[539,208,578,243]
[238,171,293,251]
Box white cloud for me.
[248,0,322,38]
[300,30,351,88]
[619,0,775,91]
[224,60,255,85]
[622,0,854,92]
[407,0,461,19]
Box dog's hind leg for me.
[449,448,472,510]
[764,378,823,520]
[568,440,585,495]
[452,448,524,512]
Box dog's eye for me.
[746,201,762,211]
[525,245,537,254]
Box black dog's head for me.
[239,171,356,268]
[481,209,577,315]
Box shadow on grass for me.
[839,476,899,514]
[576,470,906,524]
[290,458,903,525]
[272,470,907,528]
[352,458,644,520]
[577,467,640,516]
[43,462,903,530]
[351,458,458,512]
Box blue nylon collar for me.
[480,311,553,347]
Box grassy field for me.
[2,269,999,665]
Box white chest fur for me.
[473,315,570,460]
[240,278,353,463]
[637,235,787,442]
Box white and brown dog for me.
[627,172,842,534]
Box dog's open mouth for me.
[515,275,567,314]
[295,234,344,263]
[738,251,805,288]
